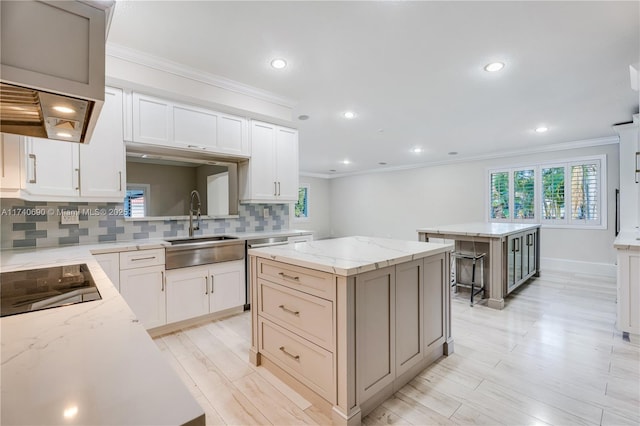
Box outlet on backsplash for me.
[60,210,79,225]
[263,207,269,219]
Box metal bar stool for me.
[451,251,486,306]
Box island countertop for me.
[417,222,541,239]
[0,252,204,425]
[248,236,453,276]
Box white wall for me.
[329,144,620,274]
[291,176,332,239]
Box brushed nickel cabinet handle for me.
[131,256,156,261]
[278,304,300,316]
[278,181,281,196]
[119,171,122,191]
[28,154,37,183]
[278,272,300,282]
[161,271,165,292]
[635,152,639,184]
[210,275,215,293]
[205,276,208,295]
[75,168,80,190]
[274,181,277,196]
[279,346,300,361]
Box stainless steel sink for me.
[164,235,244,269]
[166,235,238,245]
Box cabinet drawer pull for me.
[118,171,122,191]
[205,276,209,295]
[131,256,156,261]
[277,181,281,196]
[635,151,639,184]
[278,304,300,316]
[161,271,165,292]
[279,346,300,361]
[210,275,215,293]
[28,154,37,183]
[274,181,277,196]
[278,272,300,282]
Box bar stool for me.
[451,251,486,306]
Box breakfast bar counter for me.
[248,236,453,425]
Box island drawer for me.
[258,279,334,350]
[258,318,334,402]
[256,258,334,301]
[120,249,165,270]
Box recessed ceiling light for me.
[343,111,356,119]
[378,162,387,165]
[270,58,287,69]
[56,132,72,138]
[342,159,351,165]
[484,62,505,72]
[535,126,548,133]
[448,151,458,156]
[297,114,309,121]
[329,169,336,172]
[53,105,75,114]
[411,147,423,154]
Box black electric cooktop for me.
[0,264,101,318]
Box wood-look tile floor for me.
[153,270,640,425]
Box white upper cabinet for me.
[131,92,249,157]
[79,87,125,199]
[239,120,299,203]
[1,87,126,202]
[0,133,21,192]
[132,93,172,146]
[23,136,80,197]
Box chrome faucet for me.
[189,190,201,237]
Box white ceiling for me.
[108,1,639,176]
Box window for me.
[294,184,309,220]
[124,184,150,218]
[490,171,509,220]
[488,155,606,228]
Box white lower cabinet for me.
[165,260,245,324]
[120,265,166,329]
[617,246,640,336]
[118,249,166,329]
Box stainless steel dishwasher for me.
[244,236,290,309]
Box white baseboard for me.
[540,257,616,277]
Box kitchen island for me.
[417,222,540,309]
[248,236,453,425]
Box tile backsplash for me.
[0,199,289,249]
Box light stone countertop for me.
[0,228,313,425]
[614,230,640,250]
[248,236,453,276]
[416,222,541,238]
[0,255,204,425]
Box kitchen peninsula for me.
[417,222,541,309]
[248,236,453,425]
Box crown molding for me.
[300,171,333,179]
[106,43,296,108]
[306,135,620,179]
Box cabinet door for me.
[94,253,120,291]
[166,266,210,323]
[617,248,640,335]
[173,103,217,150]
[23,137,79,197]
[209,260,245,312]
[79,87,125,199]
[395,259,423,376]
[119,265,166,329]
[218,114,248,156]
[0,133,21,190]
[424,253,446,353]
[507,233,525,293]
[275,126,299,201]
[132,93,172,145]
[248,121,278,200]
[355,266,395,402]
[524,231,537,276]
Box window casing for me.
[488,155,606,229]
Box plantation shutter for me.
[513,169,535,220]
[570,162,599,223]
[541,166,565,221]
[490,171,509,220]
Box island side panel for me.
[488,238,506,309]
